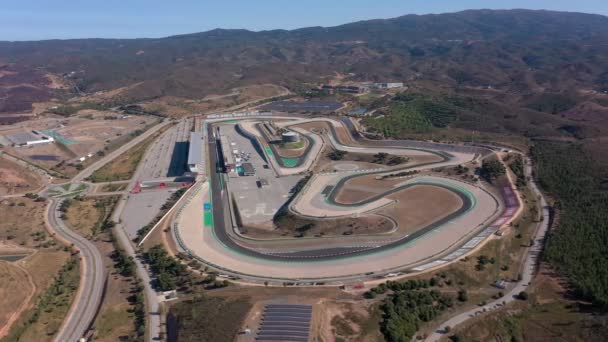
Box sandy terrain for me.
[0,155,43,195]
[245,214,394,239]
[380,185,463,234]
[0,261,35,338]
[136,84,288,118]
[0,197,72,340]
[2,113,155,170]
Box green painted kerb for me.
[281,157,299,168]
[204,212,213,226]
[265,146,274,156]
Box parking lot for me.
[139,118,192,179]
[221,123,302,226]
[120,189,174,239]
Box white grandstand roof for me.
[187,132,203,165]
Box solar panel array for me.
[256,304,312,342]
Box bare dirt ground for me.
[0,197,73,339]
[0,198,53,248]
[4,142,74,170]
[2,112,155,175]
[138,84,287,118]
[377,185,463,235]
[244,213,394,239]
[0,155,43,195]
[44,73,70,90]
[0,261,35,338]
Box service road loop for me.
[174,115,515,282]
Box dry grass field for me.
[88,130,158,182]
[138,84,287,117]
[0,261,35,338]
[11,257,80,342]
[65,196,119,237]
[381,185,463,234]
[249,213,394,239]
[0,197,74,341]
[0,198,53,248]
[0,156,43,196]
[90,236,136,341]
[333,180,463,235]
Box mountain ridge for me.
[2,9,608,108]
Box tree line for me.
[532,141,608,310]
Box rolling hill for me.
[1,9,608,104]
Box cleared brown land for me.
[0,198,54,248]
[379,185,463,234]
[13,257,79,342]
[0,156,43,195]
[334,174,420,204]
[136,84,287,118]
[0,261,34,338]
[291,121,330,133]
[334,181,464,235]
[2,113,155,177]
[247,213,394,238]
[0,197,75,340]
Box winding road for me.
[34,119,169,341]
[424,157,550,341]
[46,199,105,342]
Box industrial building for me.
[187,132,204,173]
[5,131,54,147]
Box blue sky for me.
[1,0,608,41]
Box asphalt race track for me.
[202,117,498,263]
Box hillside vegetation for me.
[532,141,608,309]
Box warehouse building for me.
[5,131,54,147]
